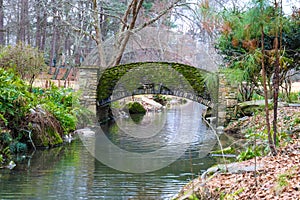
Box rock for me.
[74,128,96,137]
[6,161,16,170]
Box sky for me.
[172,0,299,33]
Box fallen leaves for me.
[180,139,300,200]
[175,107,300,200]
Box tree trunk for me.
[40,11,47,51]
[0,0,4,45]
[18,0,29,44]
[35,0,41,48]
[92,0,107,69]
[113,0,144,66]
[260,2,276,155]
[50,0,59,67]
[272,0,280,147]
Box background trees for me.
[216,0,299,101]
[0,0,188,68]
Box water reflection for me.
[0,102,220,199]
[83,102,216,173]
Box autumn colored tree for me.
[215,0,299,154]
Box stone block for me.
[218,111,226,119]
[227,99,238,107]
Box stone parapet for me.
[78,66,99,114]
[218,72,238,126]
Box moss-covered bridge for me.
[97,62,217,108]
[78,61,238,125]
[91,62,220,123]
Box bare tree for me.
[17,0,29,44]
[0,0,4,45]
[57,0,183,69]
[35,0,41,49]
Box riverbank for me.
[174,106,300,199]
[0,68,91,168]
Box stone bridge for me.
[97,62,216,108]
[95,61,220,123]
[78,28,238,126]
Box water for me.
[0,102,223,199]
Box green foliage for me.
[220,188,244,200]
[37,86,82,134]
[143,1,153,11]
[0,129,12,164]
[283,92,300,103]
[277,173,289,187]
[294,117,300,125]
[252,92,264,100]
[220,68,244,85]
[126,102,146,114]
[0,67,85,152]
[188,194,199,200]
[274,167,298,194]
[0,68,31,127]
[237,146,261,161]
[9,142,27,153]
[216,3,299,100]
[211,146,235,155]
[0,146,11,163]
[111,101,122,109]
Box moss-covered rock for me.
[31,128,63,147]
[125,102,146,114]
[25,107,64,147]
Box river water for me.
[0,102,224,199]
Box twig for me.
[202,116,228,171]
[20,129,36,151]
[254,132,258,187]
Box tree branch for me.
[134,0,183,33]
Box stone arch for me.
[96,62,219,122]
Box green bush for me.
[0,43,47,84]
[294,117,300,125]
[0,68,86,152]
[36,86,83,134]
[126,102,146,114]
[237,146,261,161]
[0,68,32,128]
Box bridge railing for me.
[98,89,214,108]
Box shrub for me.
[0,68,86,151]
[237,146,261,161]
[36,86,82,134]
[0,43,47,89]
[125,102,146,114]
[0,68,31,128]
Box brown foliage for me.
[242,39,257,51]
[198,139,300,199]
[231,38,239,47]
[221,21,232,36]
[23,106,64,147]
